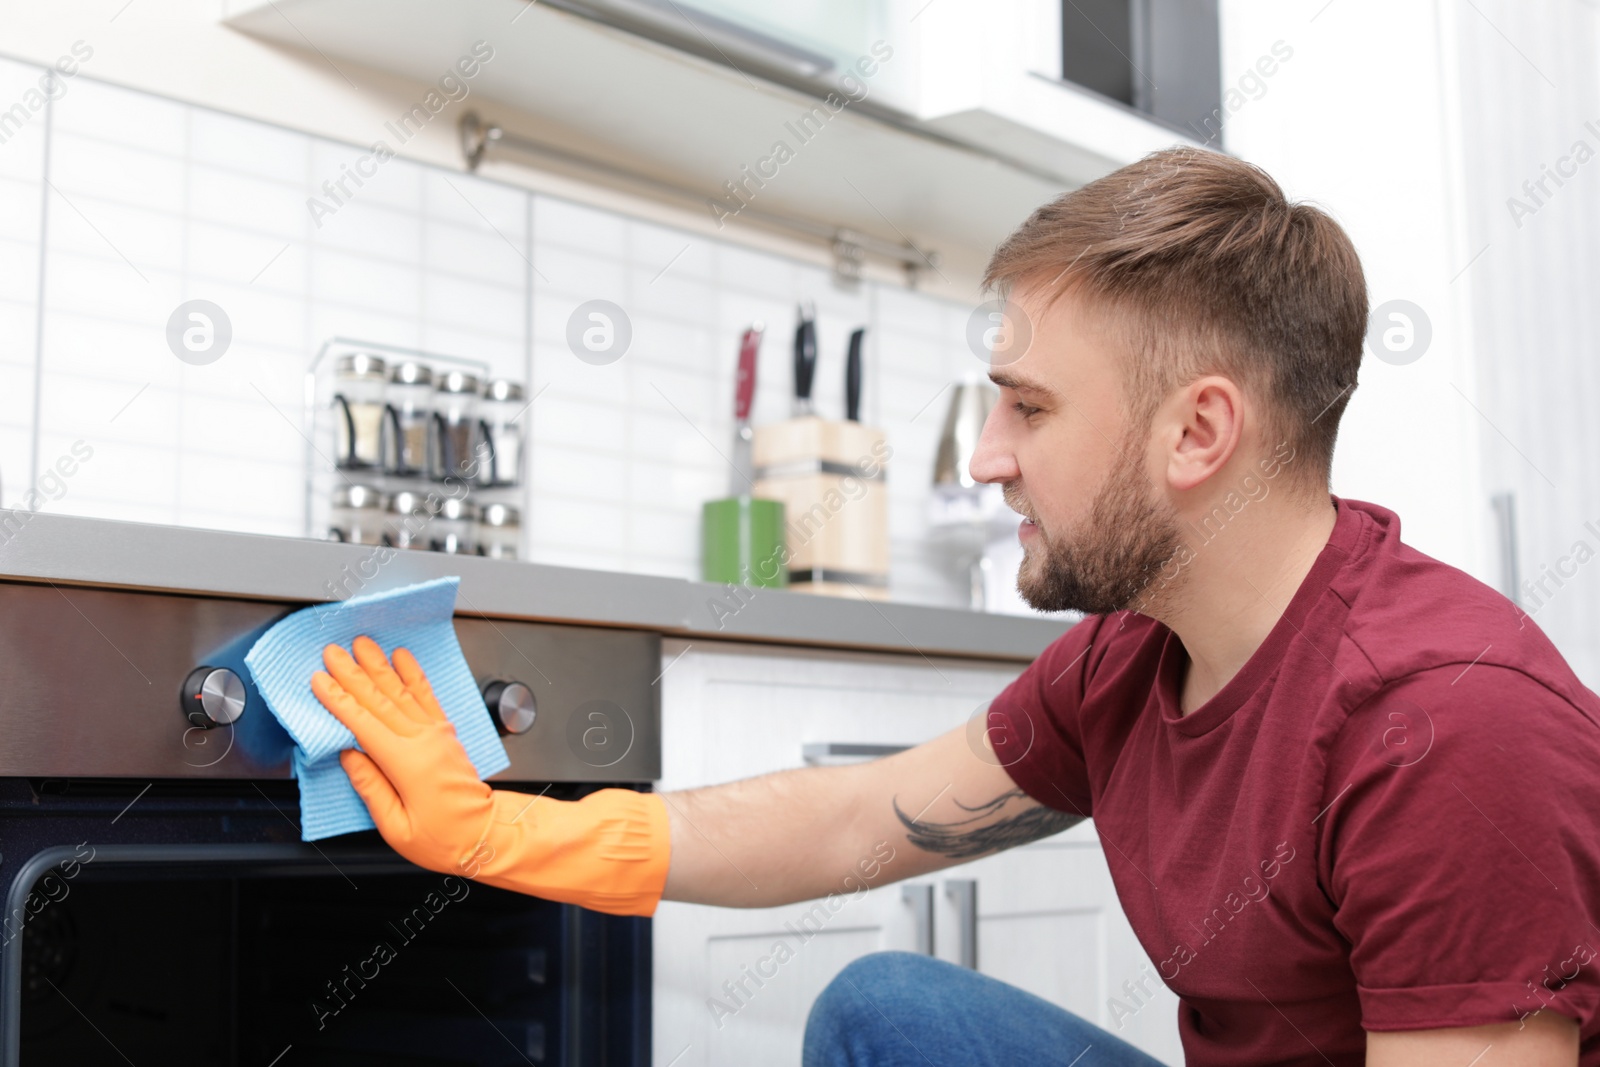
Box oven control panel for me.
[0,579,661,782]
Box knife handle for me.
[845,327,864,422]
[794,309,817,405]
[735,326,761,421]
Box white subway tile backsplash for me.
[36,310,176,385]
[421,272,523,336]
[43,253,182,328]
[186,223,307,292]
[627,458,724,512]
[189,109,308,184]
[530,349,622,405]
[423,219,528,285]
[0,423,34,508]
[714,242,797,296]
[631,363,720,425]
[53,77,187,157]
[534,196,627,257]
[530,442,627,500]
[0,238,38,302]
[628,408,727,472]
[529,493,628,554]
[3,68,1009,612]
[46,192,186,274]
[533,249,628,304]
[627,505,699,564]
[628,266,714,324]
[176,450,302,520]
[173,504,302,538]
[0,362,36,427]
[522,545,626,573]
[530,394,628,457]
[309,248,421,318]
[627,314,716,377]
[190,164,306,238]
[0,300,35,366]
[49,494,176,526]
[185,280,308,356]
[423,169,525,237]
[629,222,711,281]
[39,373,179,447]
[40,432,178,509]
[306,304,420,352]
[416,323,524,382]
[310,141,419,210]
[178,390,312,462]
[49,133,188,216]
[313,198,424,264]
[0,178,41,244]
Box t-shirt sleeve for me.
[984,614,1105,819]
[1321,663,1600,1032]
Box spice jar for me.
[478,379,525,488]
[328,484,388,544]
[430,496,478,554]
[384,360,433,476]
[477,502,521,559]
[429,370,484,484]
[385,489,438,550]
[332,353,387,470]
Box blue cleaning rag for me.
[244,576,509,842]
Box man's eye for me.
[1013,402,1041,419]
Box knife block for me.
[752,416,889,599]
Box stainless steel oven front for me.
[0,578,659,1066]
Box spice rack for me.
[302,337,528,559]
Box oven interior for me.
[10,820,648,1067]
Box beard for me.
[1008,431,1186,616]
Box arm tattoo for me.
[893,789,1082,860]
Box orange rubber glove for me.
[310,635,670,917]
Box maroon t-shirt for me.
[989,496,1600,1065]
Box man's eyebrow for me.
[988,371,1061,401]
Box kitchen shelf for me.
[220,0,1196,278]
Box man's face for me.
[969,284,1185,616]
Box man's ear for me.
[1165,376,1243,492]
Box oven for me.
[0,578,660,1066]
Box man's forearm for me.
[658,763,891,908]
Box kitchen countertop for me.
[0,511,1074,662]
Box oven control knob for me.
[483,680,536,735]
[182,666,246,729]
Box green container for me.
[702,496,787,587]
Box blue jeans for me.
[803,952,1169,1067]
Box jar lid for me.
[336,352,387,380]
[483,379,525,402]
[389,360,434,387]
[436,496,478,521]
[436,369,481,395]
[332,484,387,510]
[388,489,438,516]
[479,503,521,527]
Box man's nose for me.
[968,401,1018,486]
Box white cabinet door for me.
[651,639,1181,1066]
[948,834,1184,1064]
[653,639,1019,1067]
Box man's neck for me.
[1153,494,1338,716]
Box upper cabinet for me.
[221,0,1208,284]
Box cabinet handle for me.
[945,879,977,970]
[901,884,934,956]
[802,742,910,764]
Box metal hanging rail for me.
[457,112,940,286]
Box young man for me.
[312,148,1600,1066]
